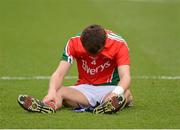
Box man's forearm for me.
[47,61,71,95]
[118,75,131,91]
[48,72,64,94]
[112,75,131,95]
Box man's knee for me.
[56,87,70,98]
[56,86,90,107]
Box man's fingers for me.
[43,96,52,103]
[106,93,118,100]
[43,96,56,104]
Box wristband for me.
[112,86,124,95]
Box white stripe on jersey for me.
[65,36,81,63]
[107,33,129,49]
[107,68,116,83]
[65,40,73,64]
[107,33,124,41]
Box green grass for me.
[0,0,180,128]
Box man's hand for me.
[43,89,56,104]
[105,85,125,102]
[104,93,118,102]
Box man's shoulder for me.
[66,34,86,56]
[105,36,128,51]
[102,30,129,59]
[69,32,81,40]
[106,30,127,44]
[67,33,81,46]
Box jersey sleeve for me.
[115,43,130,66]
[61,39,75,64]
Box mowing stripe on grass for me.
[0,75,180,80]
[124,0,180,3]
[92,0,180,3]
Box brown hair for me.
[80,24,106,55]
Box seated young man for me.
[18,24,133,114]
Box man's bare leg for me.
[54,87,90,110]
[17,87,90,113]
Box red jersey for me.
[61,30,130,85]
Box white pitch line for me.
[0,75,180,81]
[134,75,180,80]
[0,76,77,80]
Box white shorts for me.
[70,84,116,107]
